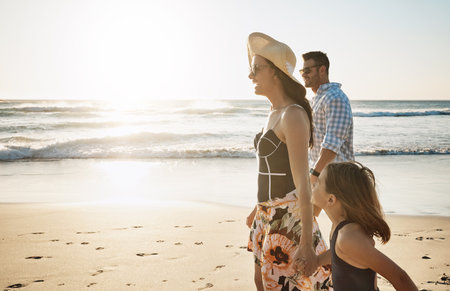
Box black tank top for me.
[331,221,378,291]
[254,105,302,202]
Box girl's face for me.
[248,55,276,96]
[311,168,331,209]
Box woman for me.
[246,32,330,291]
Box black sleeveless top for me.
[331,221,378,291]
[254,105,301,202]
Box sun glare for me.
[103,97,145,111]
[95,161,156,203]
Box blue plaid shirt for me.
[309,82,354,167]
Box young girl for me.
[310,161,418,291]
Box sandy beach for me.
[1,202,449,291]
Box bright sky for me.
[0,0,449,101]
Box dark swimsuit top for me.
[331,221,378,291]
[254,105,302,202]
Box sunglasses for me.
[249,64,270,75]
[299,64,323,75]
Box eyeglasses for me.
[299,64,323,75]
[249,64,270,75]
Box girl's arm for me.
[337,228,418,291]
[280,106,315,276]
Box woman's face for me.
[311,168,330,209]
[248,55,276,96]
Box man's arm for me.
[310,148,336,185]
[311,96,352,184]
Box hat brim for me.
[247,32,302,85]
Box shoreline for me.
[1,202,449,290]
[0,156,449,216]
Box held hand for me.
[309,174,318,186]
[246,215,253,228]
[294,246,319,277]
[246,208,256,228]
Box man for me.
[301,51,354,185]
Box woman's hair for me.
[265,59,314,147]
[325,162,391,243]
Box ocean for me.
[0,99,449,216]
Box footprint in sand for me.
[174,242,182,246]
[18,232,45,237]
[66,242,73,245]
[6,280,44,289]
[215,265,225,271]
[416,236,445,241]
[81,242,90,245]
[194,242,203,245]
[218,220,235,224]
[6,283,26,288]
[110,226,143,231]
[156,240,165,243]
[225,245,233,248]
[91,270,104,276]
[96,247,105,250]
[136,253,158,257]
[425,274,450,285]
[126,283,136,286]
[422,255,431,259]
[239,246,247,249]
[25,256,51,260]
[198,283,214,290]
[26,256,43,260]
[76,231,98,234]
[50,239,59,242]
[87,282,97,287]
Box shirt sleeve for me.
[321,96,352,153]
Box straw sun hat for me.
[247,32,303,86]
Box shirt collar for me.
[316,82,342,96]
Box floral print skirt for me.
[248,191,331,291]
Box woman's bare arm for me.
[280,106,315,275]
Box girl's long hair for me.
[325,162,391,243]
[266,59,314,148]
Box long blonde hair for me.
[325,162,390,243]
